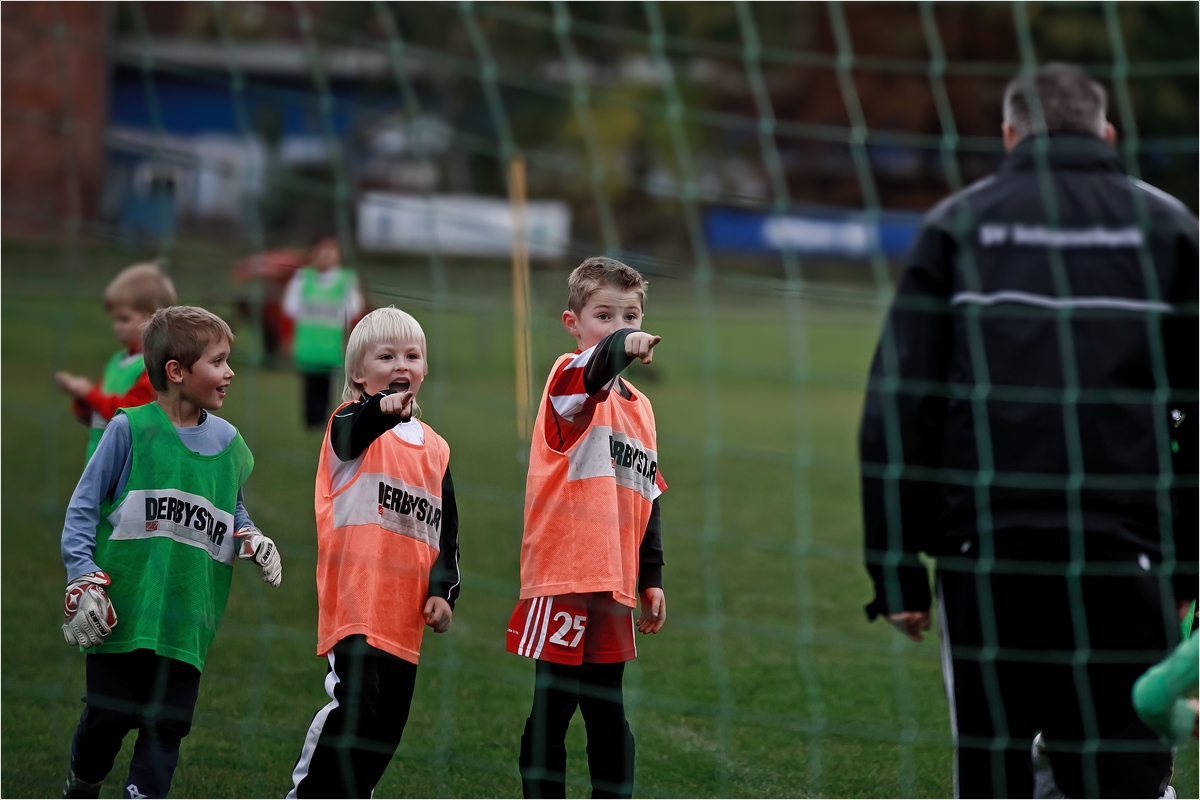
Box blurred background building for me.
[3,2,1196,261]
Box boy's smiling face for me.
[355,338,426,398]
[176,336,234,410]
[563,287,644,351]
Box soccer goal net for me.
[2,2,1196,797]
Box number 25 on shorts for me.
[548,612,586,648]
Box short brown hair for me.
[567,257,648,313]
[104,262,177,315]
[1003,63,1108,140]
[142,306,235,391]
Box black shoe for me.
[62,769,103,799]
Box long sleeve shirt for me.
[61,409,253,581]
[71,354,157,427]
[544,328,665,591]
[327,393,461,608]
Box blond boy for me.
[288,307,460,797]
[55,262,176,460]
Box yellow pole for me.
[509,154,534,442]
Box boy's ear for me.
[163,359,186,385]
[562,309,580,338]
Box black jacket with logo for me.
[860,133,1198,619]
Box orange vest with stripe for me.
[314,408,449,663]
[520,354,662,608]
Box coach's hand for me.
[380,390,415,420]
[63,572,117,648]
[234,527,282,587]
[424,596,452,633]
[625,331,662,365]
[888,611,931,643]
[637,588,666,634]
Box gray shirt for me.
[61,409,253,581]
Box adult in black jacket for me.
[859,63,1197,798]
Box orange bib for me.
[520,354,663,608]
[314,408,449,663]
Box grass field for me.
[2,242,1195,798]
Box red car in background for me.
[231,249,305,365]
[232,248,374,366]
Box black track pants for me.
[303,371,333,429]
[519,660,634,799]
[937,535,1176,798]
[288,635,418,798]
[70,650,202,799]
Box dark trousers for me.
[303,371,333,428]
[288,635,418,798]
[519,660,634,799]
[70,650,202,799]
[937,534,1176,798]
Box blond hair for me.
[567,256,648,313]
[342,306,428,403]
[104,262,177,315]
[142,306,235,391]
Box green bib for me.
[85,350,147,461]
[293,266,353,370]
[89,402,254,670]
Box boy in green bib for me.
[55,262,177,461]
[59,306,283,799]
[282,234,365,427]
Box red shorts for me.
[507,593,637,665]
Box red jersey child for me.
[507,257,667,798]
[288,307,460,799]
[55,262,176,461]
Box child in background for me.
[506,257,667,799]
[288,307,460,798]
[55,262,177,461]
[282,234,365,428]
[60,306,282,799]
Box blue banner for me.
[705,208,922,259]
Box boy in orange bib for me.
[507,257,667,798]
[288,307,460,798]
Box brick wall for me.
[1,2,109,237]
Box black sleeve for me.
[860,224,954,620]
[1167,229,1199,603]
[637,498,663,592]
[330,390,405,461]
[584,329,639,396]
[426,466,460,608]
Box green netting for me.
[2,2,1197,798]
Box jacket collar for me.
[1001,132,1125,174]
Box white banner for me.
[357,192,571,258]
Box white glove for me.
[234,528,282,587]
[63,572,117,648]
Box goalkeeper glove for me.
[63,572,117,648]
[234,527,282,587]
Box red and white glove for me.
[234,528,282,587]
[63,572,117,648]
